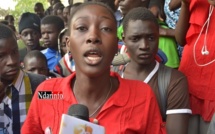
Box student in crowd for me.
[52,2,65,16]
[41,15,64,71]
[18,12,45,63]
[118,0,180,68]
[34,2,45,19]
[0,24,46,134]
[63,5,71,26]
[112,7,191,134]
[54,28,75,77]
[4,15,15,26]
[45,0,61,15]
[23,50,61,78]
[175,0,215,133]
[22,2,163,133]
[58,28,68,57]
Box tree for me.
[11,0,49,26]
[0,8,11,20]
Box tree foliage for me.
[11,0,49,26]
[0,8,11,20]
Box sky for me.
[0,0,17,10]
[0,0,70,10]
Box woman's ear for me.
[122,32,126,45]
[122,32,125,41]
[65,36,70,51]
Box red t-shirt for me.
[21,72,163,134]
[179,0,215,121]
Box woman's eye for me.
[77,26,87,31]
[101,27,112,32]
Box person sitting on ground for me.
[112,7,191,134]
[21,2,163,133]
[41,15,65,71]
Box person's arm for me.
[165,71,191,134]
[159,27,176,38]
[166,114,190,134]
[175,0,190,46]
[169,0,181,11]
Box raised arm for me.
[175,0,190,46]
[169,0,181,11]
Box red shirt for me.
[21,72,163,134]
[179,0,215,121]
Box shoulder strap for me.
[158,64,172,121]
[27,73,46,95]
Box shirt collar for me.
[47,48,58,53]
[60,72,130,107]
[11,69,24,92]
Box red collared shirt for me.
[21,72,163,134]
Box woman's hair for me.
[68,2,116,34]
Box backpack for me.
[158,64,172,121]
[27,73,46,95]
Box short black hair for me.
[123,7,159,33]
[35,2,44,9]
[23,50,47,67]
[68,2,116,34]
[4,15,14,21]
[0,24,16,40]
[41,15,65,32]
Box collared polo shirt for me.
[22,72,163,134]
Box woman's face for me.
[67,4,118,77]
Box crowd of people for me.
[0,0,215,133]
